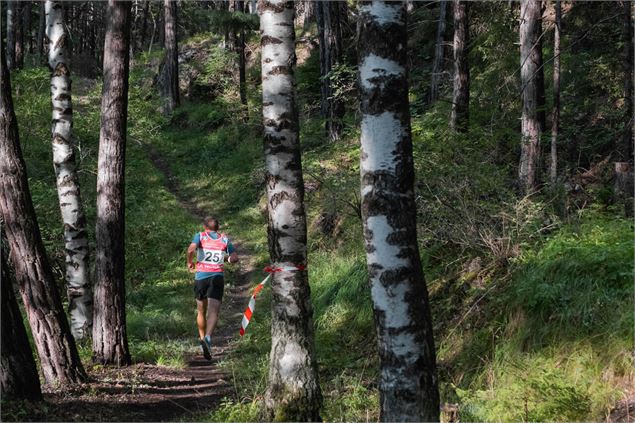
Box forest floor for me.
[3,147,256,422]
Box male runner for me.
[187,217,239,360]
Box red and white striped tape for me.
[239,264,306,336]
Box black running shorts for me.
[194,275,224,301]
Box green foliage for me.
[509,216,633,339]
[202,46,237,93]
[8,6,633,421]
[210,10,259,33]
[437,215,633,422]
[172,101,230,129]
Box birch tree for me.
[518,0,543,194]
[1,233,43,401]
[358,1,440,420]
[0,38,86,386]
[450,0,469,133]
[46,0,92,341]
[259,0,321,419]
[93,0,132,366]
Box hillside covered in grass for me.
[5,2,633,422]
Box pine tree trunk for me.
[0,39,87,386]
[139,1,149,52]
[93,0,132,367]
[316,1,346,142]
[14,2,24,69]
[535,4,546,133]
[23,2,33,55]
[550,0,561,184]
[46,1,93,341]
[1,232,43,401]
[518,0,542,194]
[303,0,315,31]
[7,1,16,69]
[358,2,440,421]
[228,0,237,51]
[450,0,469,133]
[161,0,179,115]
[622,1,634,161]
[237,0,247,107]
[429,0,448,103]
[37,1,46,62]
[259,1,322,420]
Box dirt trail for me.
[15,146,255,422]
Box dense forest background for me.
[1,1,633,422]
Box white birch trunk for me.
[358,2,440,421]
[259,0,321,420]
[46,0,92,340]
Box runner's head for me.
[203,217,219,231]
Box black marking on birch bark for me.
[261,35,283,46]
[258,0,288,13]
[268,65,292,75]
[53,62,69,76]
[54,93,71,102]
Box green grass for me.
[9,32,633,423]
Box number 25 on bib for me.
[202,249,224,264]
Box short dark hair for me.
[203,217,219,231]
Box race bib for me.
[201,249,225,265]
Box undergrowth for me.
[7,25,633,423]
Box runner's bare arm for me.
[226,252,239,263]
[187,243,197,271]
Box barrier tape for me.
[239,264,306,336]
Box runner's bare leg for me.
[196,299,207,339]
[205,298,221,337]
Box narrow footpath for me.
[19,147,254,422]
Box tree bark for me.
[1,230,43,401]
[518,0,543,194]
[46,0,93,341]
[302,0,315,31]
[450,0,469,133]
[549,0,561,184]
[536,5,546,133]
[622,1,634,161]
[358,2,440,421]
[7,1,16,69]
[259,1,322,420]
[429,0,448,104]
[228,0,237,51]
[139,1,150,52]
[14,1,24,69]
[23,1,33,55]
[0,38,87,386]
[93,0,132,367]
[237,0,247,107]
[161,0,179,115]
[316,1,346,142]
[37,1,46,62]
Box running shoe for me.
[200,337,211,360]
